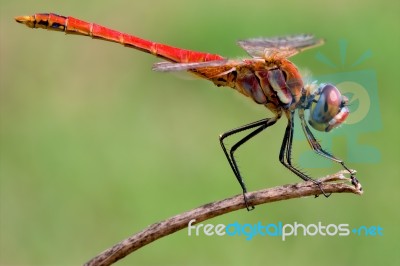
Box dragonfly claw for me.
[243,193,255,211]
[314,180,331,198]
[351,175,362,191]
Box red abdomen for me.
[15,13,225,63]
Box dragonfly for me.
[15,13,360,210]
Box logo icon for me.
[295,39,381,167]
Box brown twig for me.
[84,170,362,266]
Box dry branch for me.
[84,170,362,266]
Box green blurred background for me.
[1,0,399,265]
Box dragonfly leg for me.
[219,117,279,210]
[298,109,361,190]
[279,111,331,197]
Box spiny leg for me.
[220,119,269,211]
[219,117,279,210]
[298,109,360,189]
[279,111,331,197]
[279,112,313,179]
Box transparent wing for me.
[237,34,324,58]
[152,59,229,72]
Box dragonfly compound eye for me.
[308,84,349,132]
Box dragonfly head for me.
[308,84,349,132]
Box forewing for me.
[152,59,229,72]
[237,34,324,58]
[152,59,246,79]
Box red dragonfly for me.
[16,13,360,210]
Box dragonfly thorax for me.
[233,60,303,111]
